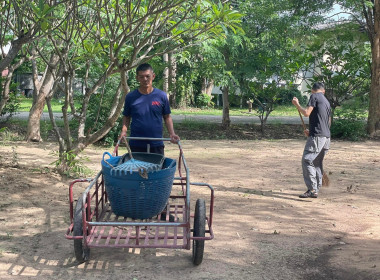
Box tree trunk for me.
[222,86,230,129]
[368,32,380,135]
[0,57,26,115]
[0,70,13,115]
[201,78,207,94]
[163,53,169,94]
[168,52,177,107]
[0,37,27,73]
[26,94,45,142]
[26,53,60,142]
[367,2,380,136]
[205,79,214,96]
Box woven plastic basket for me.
[119,152,165,166]
[101,153,176,219]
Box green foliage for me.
[250,81,282,110]
[331,109,367,141]
[0,127,22,143]
[277,88,307,106]
[50,150,92,178]
[0,79,20,119]
[84,76,122,146]
[304,22,371,110]
[196,93,214,108]
[176,118,210,131]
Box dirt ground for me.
[0,139,380,280]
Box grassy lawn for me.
[18,97,76,113]
[172,105,300,117]
[18,97,300,116]
[17,97,368,119]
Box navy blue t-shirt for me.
[123,88,171,147]
[307,92,331,137]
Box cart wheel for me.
[73,196,90,263]
[192,198,206,265]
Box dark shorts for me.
[130,145,165,155]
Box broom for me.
[297,109,330,187]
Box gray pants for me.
[302,136,330,192]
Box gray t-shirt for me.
[307,92,331,137]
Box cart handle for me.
[113,136,181,156]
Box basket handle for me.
[121,136,134,159]
[166,159,176,169]
[102,152,114,168]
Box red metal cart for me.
[65,137,214,265]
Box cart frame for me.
[65,137,214,264]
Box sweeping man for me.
[292,82,331,198]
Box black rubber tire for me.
[192,198,206,265]
[73,196,90,263]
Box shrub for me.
[0,78,20,121]
[277,88,307,106]
[331,109,367,141]
[196,93,214,108]
[50,150,92,178]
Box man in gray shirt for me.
[292,82,331,198]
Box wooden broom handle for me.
[297,109,306,131]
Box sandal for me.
[299,190,318,198]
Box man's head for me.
[136,63,154,74]
[311,82,325,94]
[136,63,155,90]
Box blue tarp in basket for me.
[101,153,176,219]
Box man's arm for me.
[292,97,313,117]
[163,114,180,143]
[119,115,131,139]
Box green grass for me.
[18,97,79,113]
[172,105,300,117]
[17,96,368,119]
[18,96,301,116]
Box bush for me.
[86,93,122,146]
[0,78,20,121]
[84,76,123,146]
[195,93,214,108]
[331,109,367,141]
[277,88,307,106]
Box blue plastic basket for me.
[101,153,176,219]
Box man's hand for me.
[293,97,313,117]
[118,130,127,140]
[304,129,309,137]
[292,97,300,106]
[170,134,180,144]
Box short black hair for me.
[312,82,325,91]
[136,63,153,73]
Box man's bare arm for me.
[163,114,180,143]
[292,97,313,117]
[119,115,131,139]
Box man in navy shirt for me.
[292,82,331,198]
[119,63,180,155]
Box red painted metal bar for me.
[189,182,215,230]
[115,227,123,245]
[68,178,92,224]
[125,227,132,245]
[191,217,214,241]
[105,225,114,246]
[154,226,160,245]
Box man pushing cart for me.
[65,64,214,265]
